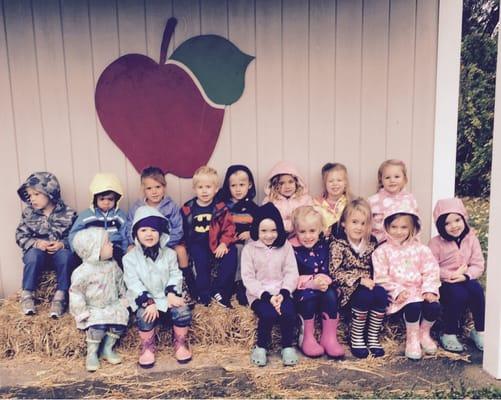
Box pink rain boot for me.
[405,320,422,360]
[173,326,192,364]
[319,313,345,359]
[138,330,156,368]
[300,319,324,358]
[419,319,437,355]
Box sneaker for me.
[49,299,65,319]
[250,346,267,367]
[440,334,464,353]
[212,293,233,309]
[21,291,35,315]
[469,329,484,351]
[281,347,299,366]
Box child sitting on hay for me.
[69,228,129,372]
[124,206,192,368]
[16,172,77,318]
[241,203,299,367]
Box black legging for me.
[349,285,389,312]
[402,301,441,323]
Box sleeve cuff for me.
[463,274,471,281]
[165,285,177,295]
[260,291,272,302]
[135,291,154,307]
[279,289,291,298]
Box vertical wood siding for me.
[0,0,438,297]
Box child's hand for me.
[143,303,159,323]
[423,292,438,303]
[46,241,63,254]
[214,243,229,258]
[395,290,410,305]
[360,278,375,290]
[35,240,50,251]
[448,274,467,283]
[167,292,186,308]
[270,294,283,315]
[313,275,329,292]
[238,231,251,241]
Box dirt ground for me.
[1,342,500,399]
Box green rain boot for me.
[86,339,101,372]
[100,332,122,365]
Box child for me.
[123,206,192,367]
[368,159,418,243]
[217,164,259,306]
[69,228,129,372]
[429,198,485,352]
[329,198,388,358]
[69,173,128,268]
[313,162,352,237]
[16,172,77,318]
[263,161,313,234]
[291,206,344,358]
[372,204,441,360]
[181,166,237,307]
[241,203,299,367]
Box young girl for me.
[70,228,129,372]
[218,165,259,306]
[291,206,344,358]
[372,204,441,360]
[429,198,485,352]
[263,161,312,234]
[329,198,388,358]
[313,163,352,237]
[123,206,192,367]
[368,160,418,243]
[241,203,299,366]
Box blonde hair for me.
[192,166,219,187]
[377,159,408,190]
[292,205,325,232]
[321,162,352,201]
[339,197,372,241]
[384,213,420,242]
[269,174,303,201]
[141,166,166,187]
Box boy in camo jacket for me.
[16,172,77,318]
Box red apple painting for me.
[95,18,254,178]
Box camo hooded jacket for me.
[15,172,77,253]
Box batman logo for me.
[194,213,212,233]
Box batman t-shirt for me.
[190,201,213,242]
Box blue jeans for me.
[22,248,76,291]
[296,286,338,319]
[87,324,126,340]
[135,305,192,331]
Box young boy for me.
[181,166,237,307]
[16,172,77,318]
[69,173,128,268]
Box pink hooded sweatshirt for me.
[428,198,484,281]
[372,203,441,315]
[262,161,313,233]
[368,188,418,243]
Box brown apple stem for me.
[160,17,177,64]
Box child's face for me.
[142,177,166,206]
[137,227,160,248]
[444,213,465,238]
[325,170,346,200]
[100,234,114,261]
[382,165,406,194]
[258,218,278,246]
[296,216,322,249]
[387,215,412,244]
[229,171,252,201]
[278,174,297,198]
[194,175,218,206]
[27,187,51,210]
[342,210,368,244]
[96,193,116,212]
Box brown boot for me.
[173,326,192,364]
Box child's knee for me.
[135,308,156,331]
[23,248,46,265]
[171,305,192,327]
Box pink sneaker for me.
[138,330,156,368]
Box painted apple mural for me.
[95,18,254,178]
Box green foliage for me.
[456,0,497,197]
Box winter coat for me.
[313,195,347,229]
[241,239,299,305]
[69,228,129,330]
[126,196,183,247]
[372,204,440,314]
[368,188,418,243]
[428,198,485,281]
[329,233,379,307]
[123,206,183,312]
[262,161,313,233]
[15,172,76,253]
[181,198,235,252]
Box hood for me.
[264,161,309,196]
[382,202,421,241]
[89,173,124,206]
[72,227,107,263]
[132,206,170,247]
[17,172,61,204]
[218,164,257,202]
[250,203,287,247]
[433,198,468,223]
